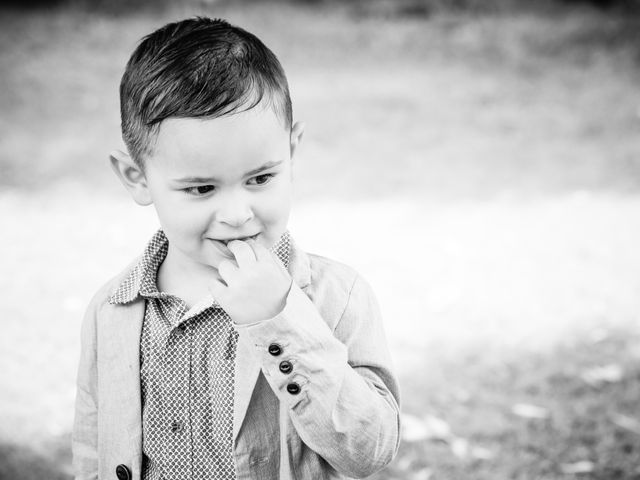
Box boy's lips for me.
[212,233,260,247]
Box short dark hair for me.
[120,17,292,167]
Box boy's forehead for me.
[157,105,288,144]
[149,109,290,177]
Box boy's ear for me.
[109,150,153,206]
[289,121,305,162]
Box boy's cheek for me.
[155,203,204,231]
[267,186,294,220]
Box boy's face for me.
[112,105,304,273]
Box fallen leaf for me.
[401,413,454,443]
[394,455,413,471]
[561,461,595,474]
[401,414,431,442]
[611,413,640,435]
[471,446,495,460]
[450,437,469,459]
[512,403,550,419]
[423,414,453,441]
[408,467,433,480]
[581,364,623,387]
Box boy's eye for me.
[248,173,274,186]
[184,185,215,195]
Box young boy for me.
[73,17,400,480]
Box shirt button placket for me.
[170,419,183,433]
[163,318,191,479]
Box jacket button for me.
[115,464,131,480]
[268,343,282,356]
[279,360,293,374]
[286,382,301,395]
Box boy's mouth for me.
[217,233,260,246]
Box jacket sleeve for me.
[72,297,100,480]
[238,274,401,478]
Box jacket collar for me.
[288,236,311,290]
[108,230,310,305]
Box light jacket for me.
[72,241,401,479]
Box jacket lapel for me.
[104,299,145,456]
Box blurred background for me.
[1,0,640,478]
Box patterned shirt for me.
[109,230,291,480]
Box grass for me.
[380,330,640,479]
[1,2,640,479]
[0,438,71,480]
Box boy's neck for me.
[157,245,220,308]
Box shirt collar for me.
[108,230,296,305]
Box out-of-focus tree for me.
[0,0,638,13]
[0,0,174,12]
[287,0,640,15]
[0,0,64,7]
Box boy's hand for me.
[210,239,292,325]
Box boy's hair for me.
[120,17,293,167]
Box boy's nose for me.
[216,195,254,228]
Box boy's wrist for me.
[231,277,293,326]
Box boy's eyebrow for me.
[244,159,283,177]
[173,160,284,184]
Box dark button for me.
[268,343,282,356]
[286,382,301,395]
[170,420,182,433]
[279,360,293,374]
[178,323,187,331]
[115,464,131,480]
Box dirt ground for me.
[1,2,640,478]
